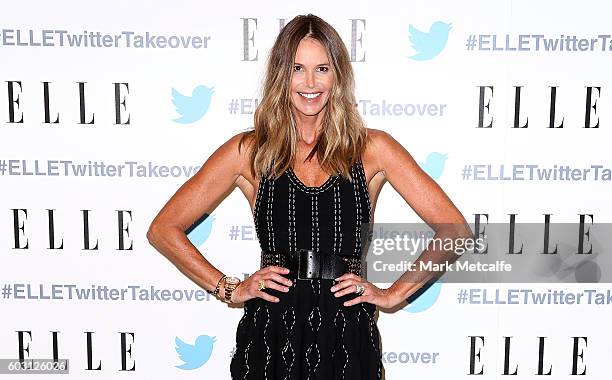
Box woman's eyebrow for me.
[293,62,331,66]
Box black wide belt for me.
[260,249,364,280]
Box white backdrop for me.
[1,0,611,378]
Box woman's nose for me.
[306,71,315,88]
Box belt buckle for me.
[296,248,316,280]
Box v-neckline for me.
[287,167,337,190]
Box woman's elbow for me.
[146,221,162,245]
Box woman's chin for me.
[294,108,326,117]
[291,101,329,117]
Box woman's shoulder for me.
[201,130,256,180]
[365,127,411,153]
[365,127,396,146]
[363,127,407,171]
[217,130,256,159]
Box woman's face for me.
[290,37,335,119]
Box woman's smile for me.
[297,91,323,103]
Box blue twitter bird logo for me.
[175,335,217,370]
[418,152,448,181]
[408,21,452,61]
[186,214,215,248]
[172,85,214,124]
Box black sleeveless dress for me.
[230,159,384,379]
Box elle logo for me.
[468,336,588,376]
[477,85,601,129]
[2,81,130,125]
[13,330,136,372]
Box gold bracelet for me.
[208,274,226,297]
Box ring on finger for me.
[258,279,267,290]
[354,283,365,296]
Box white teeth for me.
[299,92,321,99]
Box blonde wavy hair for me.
[239,13,367,182]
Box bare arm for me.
[370,129,472,303]
[146,132,251,294]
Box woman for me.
[147,14,470,379]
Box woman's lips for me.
[298,92,322,102]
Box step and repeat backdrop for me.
[1,0,611,378]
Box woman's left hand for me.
[330,273,400,308]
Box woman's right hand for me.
[229,266,293,303]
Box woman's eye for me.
[318,66,329,72]
[293,65,302,71]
